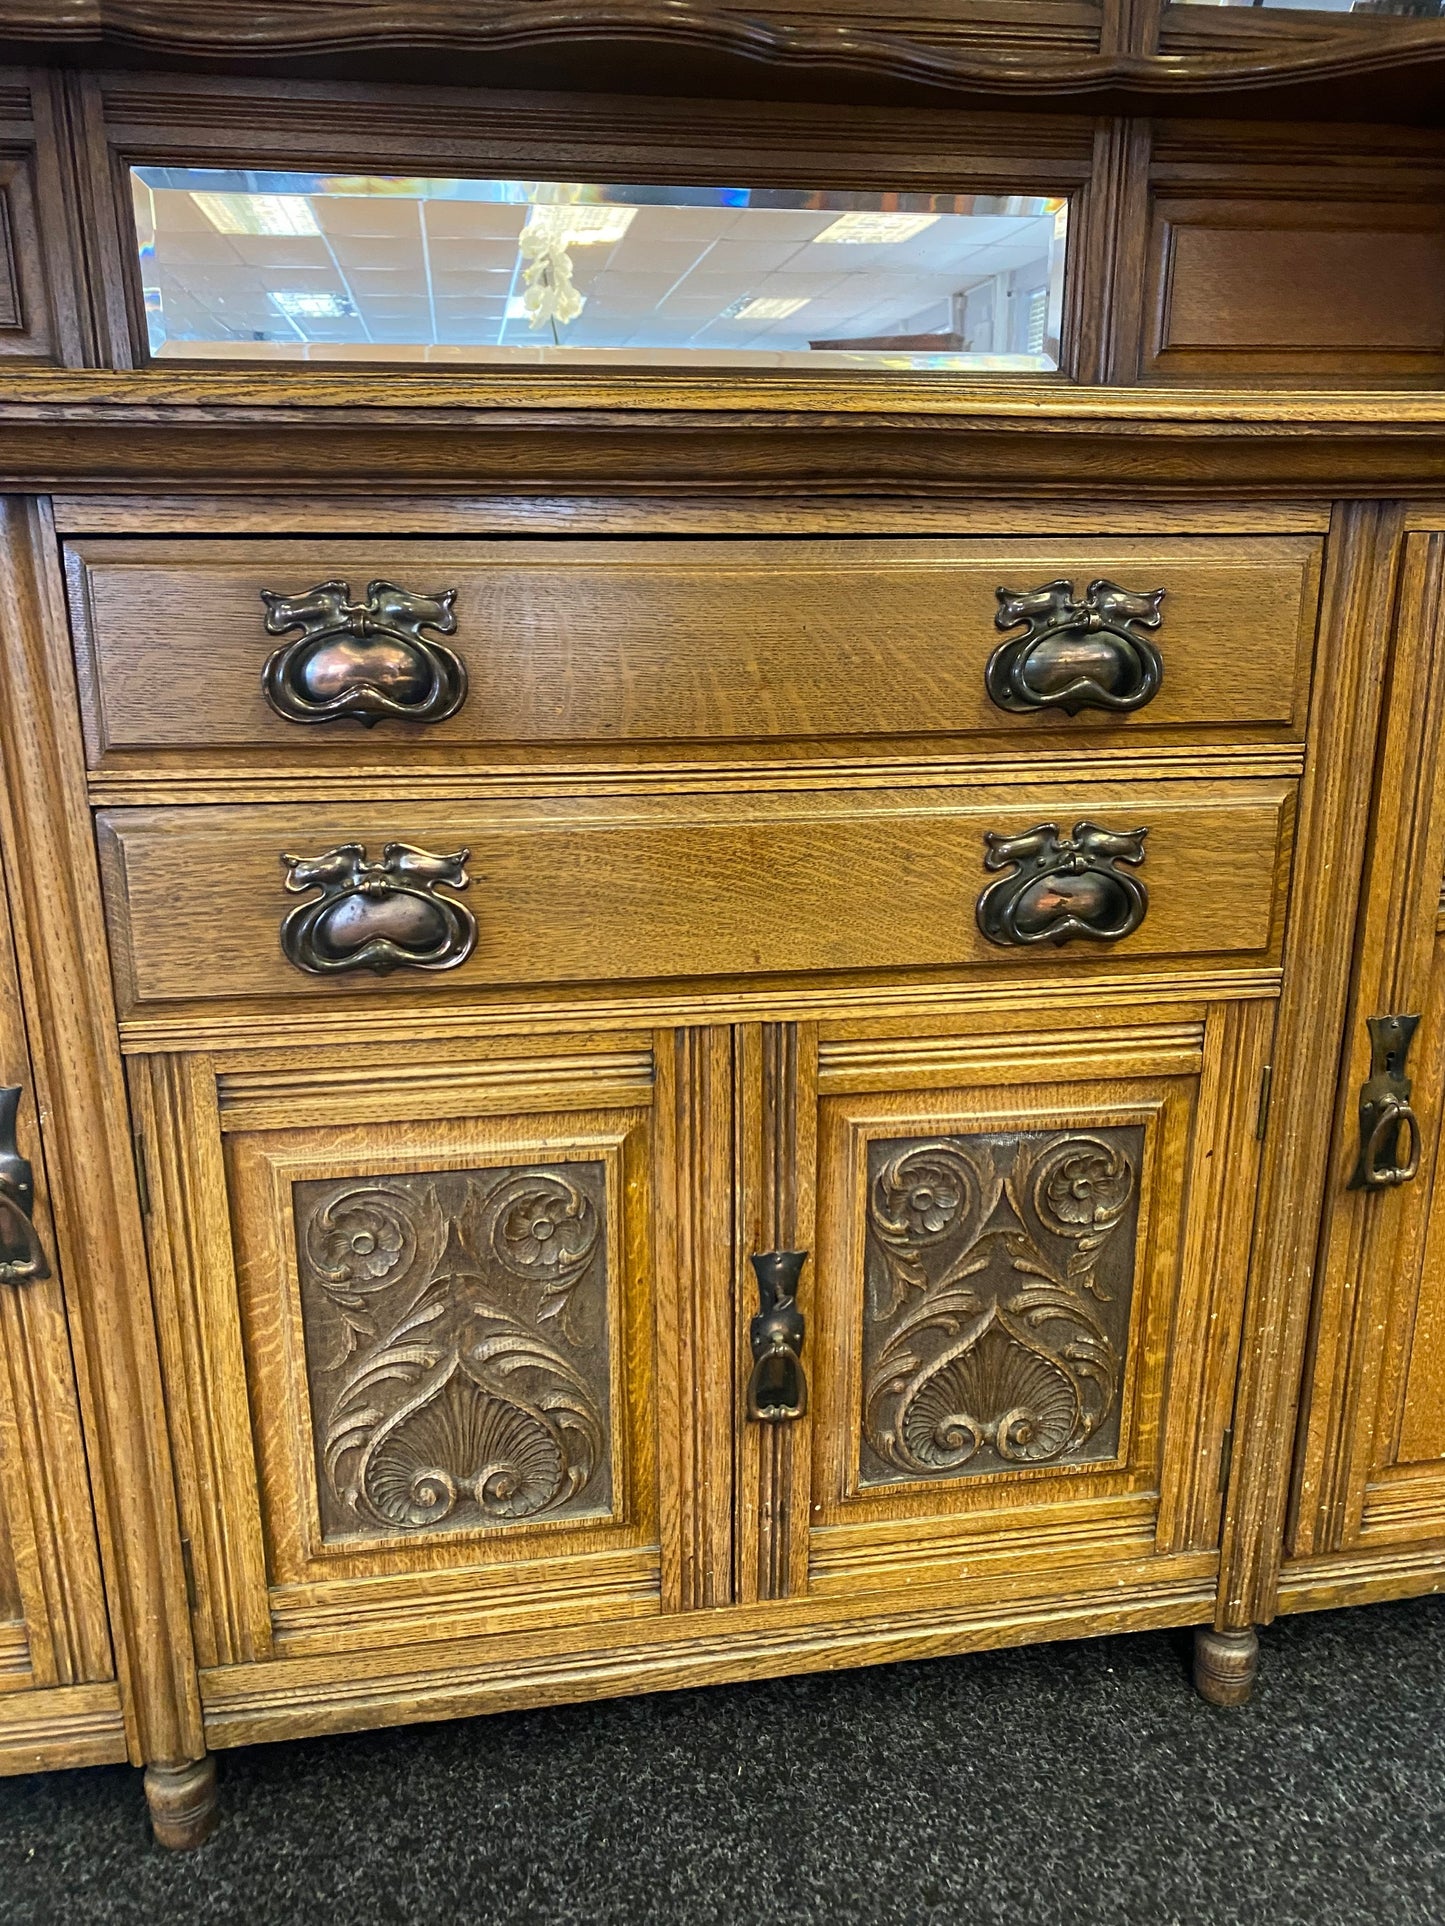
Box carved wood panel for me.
[137,1050,682,1667]
[294,1163,612,1541]
[860,1125,1142,1487]
[806,1008,1270,1608]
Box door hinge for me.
[178,1534,198,1613]
[1255,1064,1274,1141]
[1218,1425,1235,1495]
[132,1133,150,1215]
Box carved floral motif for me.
[860,1127,1142,1486]
[294,1163,610,1537]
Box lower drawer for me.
[96,779,1293,1014]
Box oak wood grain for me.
[193,1556,1218,1751]
[1289,532,1445,1564]
[1145,198,1445,386]
[807,1028,1215,1600]
[64,535,1322,774]
[94,780,1294,1018]
[1217,499,1404,1630]
[0,496,202,1769]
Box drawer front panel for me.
[97,780,1293,1013]
[67,536,1321,769]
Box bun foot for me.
[144,1754,218,1849]
[1193,1625,1259,1707]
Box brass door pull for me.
[746,1250,808,1422]
[987,579,1165,718]
[280,843,477,975]
[1348,1014,1423,1191]
[976,821,1149,948]
[0,1086,49,1284]
[261,579,467,727]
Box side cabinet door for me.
[0,865,121,1768]
[1292,532,1445,1576]
[134,1030,700,1736]
[739,1002,1271,1636]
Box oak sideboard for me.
[0,0,1441,1848]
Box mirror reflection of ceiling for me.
[1174,0,1440,11]
[131,170,1068,371]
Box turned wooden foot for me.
[144,1755,218,1849]
[1193,1625,1259,1707]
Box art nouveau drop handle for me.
[0,1086,50,1284]
[280,843,477,976]
[976,821,1149,948]
[1348,1014,1423,1191]
[260,579,467,726]
[746,1250,808,1423]
[987,579,1165,717]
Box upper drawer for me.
[95,777,1293,1022]
[66,536,1322,776]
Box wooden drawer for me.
[96,778,1293,1016]
[67,536,1321,775]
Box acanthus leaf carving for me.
[860,1128,1142,1487]
[296,1163,610,1538]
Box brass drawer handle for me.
[987,579,1165,717]
[977,821,1149,948]
[746,1250,808,1423]
[280,843,477,976]
[261,579,467,726]
[1349,1014,1423,1191]
[0,1087,49,1284]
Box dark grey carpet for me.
[1,1594,1443,1926]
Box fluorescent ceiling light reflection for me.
[193,192,321,236]
[522,204,637,246]
[269,291,353,318]
[733,296,810,320]
[812,211,940,244]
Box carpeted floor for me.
[1,1593,1443,1925]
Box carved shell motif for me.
[861,1129,1141,1486]
[296,1164,611,1539]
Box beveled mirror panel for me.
[130,167,1068,371]
[1173,0,1439,12]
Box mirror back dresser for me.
[0,0,1441,1847]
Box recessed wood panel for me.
[64,535,1322,775]
[859,1123,1144,1488]
[0,151,52,361]
[1145,198,1445,383]
[94,779,1294,1016]
[294,1161,614,1542]
[131,1038,696,1669]
[1287,531,1445,1569]
[0,169,18,333]
[801,999,1271,1605]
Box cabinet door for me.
[133,1028,721,1736]
[1290,531,1445,1584]
[741,1001,1271,1628]
[0,862,122,1770]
